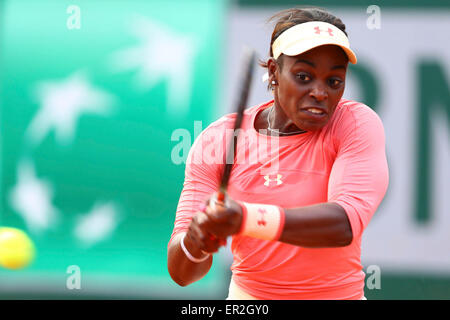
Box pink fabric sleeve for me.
[168,118,231,245]
[328,104,389,241]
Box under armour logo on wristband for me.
[257,208,267,226]
[264,174,283,186]
[314,26,334,36]
[239,202,285,241]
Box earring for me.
[271,80,277,85]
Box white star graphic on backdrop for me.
[27,71,115,146]
[9,161,59,234]
[109,16,197,116]
[74,202,121,247]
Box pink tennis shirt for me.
[170,99,389,300]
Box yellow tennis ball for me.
[0,227,35,270]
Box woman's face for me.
[268,45,349,132]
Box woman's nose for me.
[309,85,328,101]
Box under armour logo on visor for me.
[314,26,334,36]
[264,174,283,186]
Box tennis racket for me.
[218,48,257,201]
[205,49,256,246]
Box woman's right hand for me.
[185,210,224,257]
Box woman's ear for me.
[266,58,279,90]
[267,57,278,82]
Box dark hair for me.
[261,7,348,89]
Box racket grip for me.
[217,191,225,202]
[215,191,227,246]
[209,234,227,246]
[199,202,227,247]
[217,185,227,202]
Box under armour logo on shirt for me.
[314,26,334,36]
[264,174,283,186]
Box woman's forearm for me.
[167,232,213,287]
[200,197,353,248]
[168,200,353,287]
[279,202,353,248]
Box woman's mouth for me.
[300,106,328,118]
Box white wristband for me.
[238,202,285,241]
[180,233,210,263]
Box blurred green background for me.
[0,0,449,299]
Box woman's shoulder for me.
[204,100,272,133]
[336,98,380,117]
[329,98,385,146]
[332,98,383,129]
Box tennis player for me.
[168,7,389,300]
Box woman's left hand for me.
[201,192,243,239]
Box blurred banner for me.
[0,0,449,300]
[0,0,228,298]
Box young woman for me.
[168,7,389,300]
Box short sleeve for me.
[328,104,389,241]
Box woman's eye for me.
[296,73,311,82]
[329,78,343,88]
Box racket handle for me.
[199,202,227,247]
[209,234,227,246]
[217,191,225,202]
[215,191,227,246]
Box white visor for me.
[272,21,357,64]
